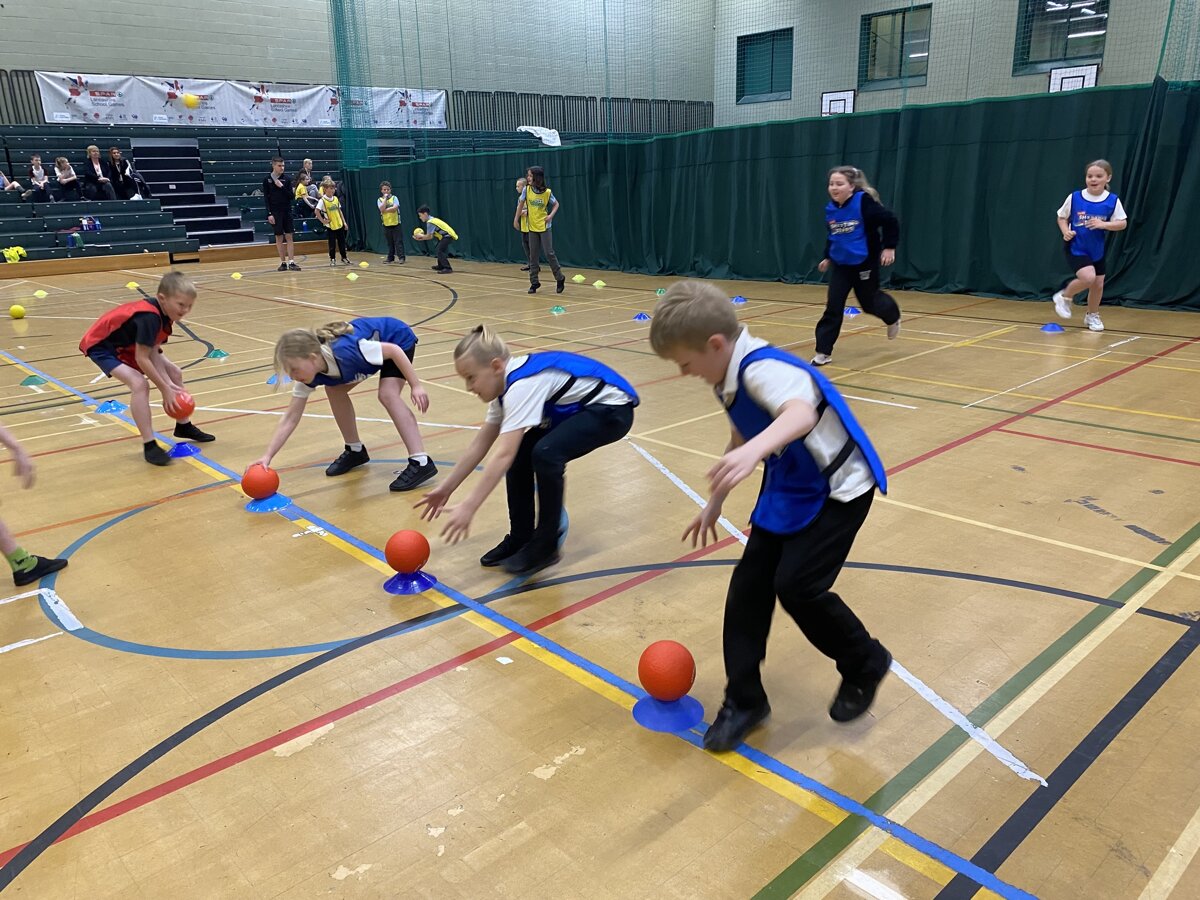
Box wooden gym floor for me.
[0,252,1197,899]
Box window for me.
[859,5,932,91]
[736,28,793,104]
[1014,0,1109,74]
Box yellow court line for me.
[0,353,951,884]
[799,534,1200,899]
[877,497,1200,584]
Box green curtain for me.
[347,79,1198,311]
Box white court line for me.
[1109,336,1143,349]
[800,533,1200,899]
[962,350,1112,408]
[627,440,746,544]
[195,405,481,430]
[843,394,918,410]
[844,869,908,900]
[1,632,62,655]
[1140,799,1200,899]
[41,589,83,632]
[0,589,43,607]
[627,439,1047,785]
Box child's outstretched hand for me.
[409,384,430,413]
[707,445,760,496]
[12,447,35,489]
[437,505,473,544]
[682,503,722,548]
[414,485,451,521]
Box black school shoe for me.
[13,555,69,587]
[144,442,172,466]
[528,282,540,294]
[173,422,215,443]
[287,261,302,271]
[277,262,288,272]
[326,445,370,476]
[480,534,527,567]
[389,458,438,492]
[829,647,892,723]
[556,277,565,294]
[703,700,772,753]
[501,537,560,577]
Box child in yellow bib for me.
[316,177,350,266]
[414,205,458,273]
[514,166,563,294]
[378,181,404,264]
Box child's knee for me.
[531,443,566,474]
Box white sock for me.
[410,453,429,465]
[347,442,364,452]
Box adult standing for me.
[263,156,301,272]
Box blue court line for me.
[0,351,1082,896]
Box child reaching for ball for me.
[254,317,436,492]
[415,326,637,577]
[649,280,891,752]
[79,271,214,466]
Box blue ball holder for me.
[93,400,128,414]
[169,442,201,459]
[1040,322,1065,333]
[245,493,292,513]
[731,295,747,305]
[845,306,862,317]
[633,695,705,733]
[633,312,651,321]
[384,570,438,595]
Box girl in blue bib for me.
[253,317,436,493]
[1051,159,1128,333]
[814,166,902,367]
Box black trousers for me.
[505,404,634,548]
[435,236,453,269]
[528,230,563,285]
[383,225,403,261]
[722,490,887,708]
[815,261,901,355]
[327,226,348,259]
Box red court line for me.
[888,336,1200,475]
[997,427,1200,468]
[2,319,1183,867]
[0,535,745,868]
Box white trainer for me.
[811,353,833,366]
[1084,312,1104,332]
[887,319,901,340]
[1052,291,1072,319]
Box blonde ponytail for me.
[271,321,352,390]
[314,321,354,342]
[454,324,510,365]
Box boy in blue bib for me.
[650,280,891,752]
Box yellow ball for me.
[9,305,25,319]
[413,228,423,238]
[182,93,201,109]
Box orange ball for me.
[168,390,195,421]
[385,529,430,573]
[638,640,696,701]
[241,463,280,500]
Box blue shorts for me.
[86,346,129,376]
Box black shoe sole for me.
[830,650,892,723]
[502,551,561,577]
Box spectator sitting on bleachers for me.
[299,158,317,184]
[81,145,117,201]
[25,156,51,202]
[107,147,137,200]
[0,172,23,193]
[54,157,82,201]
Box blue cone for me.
[94,400,128,414]
[169,442,201,458]
[633,312,650,321]
[1040,322,1065,333]
[845,306,861,317]
[384,570,438,595]
[245,494,292,513]
[731,295,747,305]
[266,373,292,386]
[633,695,705,733]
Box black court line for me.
[0,555,1166,890]
[934,625,1200,899]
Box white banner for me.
[35,72,447,129]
